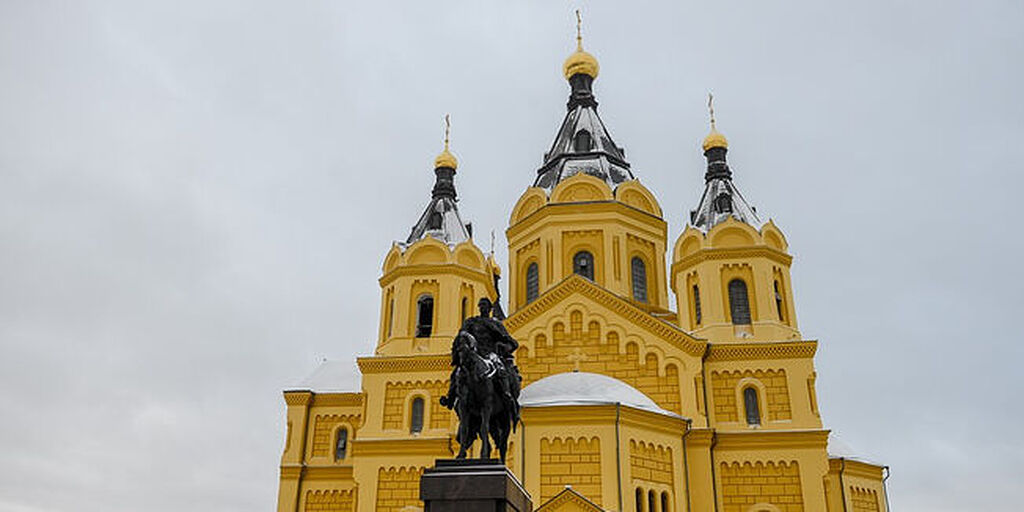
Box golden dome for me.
[563,48,599,80]
[434,147,458,170]
[434,114,458,169]
[702,130,728,152]
[563,10,599,80]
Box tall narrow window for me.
[573,130,593,152]
[386,297,394,337]
[774,280,786,322]
[410,397,425,434]
[692,284,702,325]
[648,490,657,512]
[744,387,761,425]
[631,257,648,303]
[526,262,539,304]
[416,295,434,337]
[635,488,644,512]
[573,251,594,280]
[714,193,733,214]
[661,492,670,512]
[334,428,348,460]
[728,279,751,325]
[461,297,468,323]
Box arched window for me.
[744,387,761,426]
[416,295,434,337]
[461,296,468,323]
[334,428,348,460]
[714,193,733,214]
[573,251,594,280]
[573,130,593,152]
[661,492,670,512]
[692,284,702,325]
[410,397,425,434]
[774,280,786,322]
[526,262,539,304]
[631,257,648,303]
[728,279,751,325]
[635,488,644,512]
[648,490,657,512]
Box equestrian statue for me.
[440,297,522,462]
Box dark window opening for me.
[416,295,434,337]
[386,297,394,336]
[728,279,751,325]
[526,263,539,304]
[774,280,786,322]
[635,488,644,512]
[714,193,733,214]
[334,428,348,460]
[648,490,656,512]
[410,397,425,434]
[692,284,702,325]
[573,130,593,152]
[631,257,648,303]
[573,251,594,280]
[461,297,468,323]
[661,492,670,512]
[744,387,761,425]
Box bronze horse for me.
[447,331,515,461]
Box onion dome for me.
[563,10,599,80]
[402,116,472,247]
[702,129,728,152]
[434,114,458,170]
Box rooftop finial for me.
[702,92,729,152]
[444,113,451,150]
[575,9,583,51]
[708,93,717,132]
[434,114,458,170]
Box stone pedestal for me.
[420,459,532,512]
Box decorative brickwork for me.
[382,380,449,431]
[719,461,803,512]
[518,313,682,414]
[311,414,360,458]
[375,466,424,512]
[540,437,602,506]
[850,486,880,512]
[711,369,791,422]
[629,440,673,486]
[304,489,355,512]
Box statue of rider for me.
[441,297,521,423]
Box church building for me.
[275,22,889,512]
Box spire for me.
[690,96,762,231]
[404,116,472,246]
[534,11,633,191]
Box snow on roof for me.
[828,431,884,466]
[520,371,681,418]
[286,360,361,393]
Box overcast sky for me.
[1,1,1021,511]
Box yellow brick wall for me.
[850,486,880,512]
[375,466,424,512]
[519,313,682,414]
[629,440,673,486]
[711,369,791,422]
[381,380,450,431]
[719,461,803,512]
[303,489,355,512]
[540,436,602,506]
[311,414,360,458]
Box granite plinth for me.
[420,459,532,512]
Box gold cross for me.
[567,348,587,372]
[575,9,583,51]
[708,93,717,131]
[443,113,451,150]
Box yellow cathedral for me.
[276,24,889,512]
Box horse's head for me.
[455,331,477,357]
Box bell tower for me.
[377,117,499,356]
[507,14,669,314]
[671,97,799,342]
